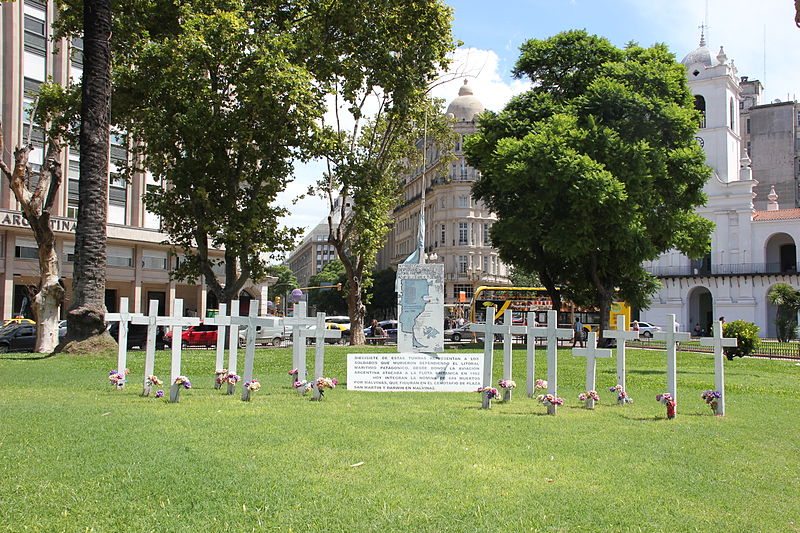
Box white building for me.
[641,34,800,337]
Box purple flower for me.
[155,390,164,398]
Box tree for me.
[63,0,115,346]
[466,30,713,337]
[366,267,397,321]
[308,260,347,316]
[0,87,71,352]
[767,283,800,341]
[266,264,298,314]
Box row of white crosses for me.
[469,307,735,416]
[283,302,341,399]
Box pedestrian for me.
[572,318,585,347]
[693,323,703,337]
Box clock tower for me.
[681,31,742,183]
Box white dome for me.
[681,33,718,68]
[446,80,484,122]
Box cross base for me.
[169,384,180,403]
[585,398,595,410]
[226,382,235,395]
[311,384,323,401]
[242,388,251,402]
[547,404,556,415]
[502,388,511,403]
[481,390,492,409]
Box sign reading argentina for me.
[396,263,444,353]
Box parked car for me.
[237,315,288,347]
[109,322,169,350]
[444,323,483,343]
[177,323,218,348]
[0,322,67,352]
[633,321,661,338]
[325,322,350,343]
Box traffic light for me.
[275,296,280,307]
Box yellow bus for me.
[468,286,631,331]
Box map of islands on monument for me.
[396,263,444,353]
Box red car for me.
[165,322,218,348]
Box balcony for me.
[647,262,796,277]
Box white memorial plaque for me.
[347,352,483,392]
[396,263,445,353]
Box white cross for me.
[229,302,274,402]
[499,312,516,401]
[130,299,164,396]
[468,307,509,408]
[654,314,691,403]
[225,300,241,394]
[311,313,341,401]
[573,331,613,409]
[603,315,640,396]
[162,299,200,402]
[283,302,317,381]
[699,321,737,416]
[542,310,574,414]
[508,312,547,398]
[105,297,142,378]
[204,303,230,388]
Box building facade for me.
[379,81,510,306]
[641,35,800,337]
[0,0,267,319]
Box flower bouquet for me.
[288,368,299,386]
[610,384,633,404]
[245,380,261,392]
[175,376,192,389]
[656,392,676,419]
[701,390,722,414]
[478,386,500,400]
[108,370,127,390]
[294,380,312,395]
[537,394,564,407]
[498,379,516,389]
[146,375,163,387]
[214,369,228,389]
[578,390,600,402]
[313,377,338,400]
[169,376,192,402]
[534,379,548,391]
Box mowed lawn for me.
[1,343,798,532]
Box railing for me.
[647,262,796,277]
[626,338,800,360]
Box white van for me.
[238,315,287,347]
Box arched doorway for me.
[764,233,796,273]
[688,286,713,335]
[239,290,253,316]
[765,286,780,338]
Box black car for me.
[108,322,168,350]
[0,323,66,353]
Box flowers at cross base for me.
[288,368,299,376]
[701,390,722,409]
[578,390,600,402]
[317,377,338,390]
[534,379,548,391]
[498,379,517,389]
[294,380,312,394]
[655,393,673,405]
[155,390,164,398]
[610,384,633,403]
[244,380,261,392]
[108,370,126,389]
[215,369,228,383]
[477,387,500,400]
[174,376,192,389]
[537,394,564,406]
[146,375,163,387]
[222,373,240,386]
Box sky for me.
[276,0,800,240]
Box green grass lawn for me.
[1,343,799,532]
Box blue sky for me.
[277,0,800,237]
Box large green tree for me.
[307,260,347,316]
[466,30,713,337]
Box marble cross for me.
[603,315,640,400]
[225,300,241,395]
[204,303,230,389]
[654,314,691,403]
[284,302,317,382]
[105,297,142,379]
[130,300,163,396]
[164,299,200,402]
[699,321,737,416]
[542,309,574,415]
[229,302,274,402]
[311,312,341,401]
[573,331,613,409]
[499,311,516,402]
[469,306,513,408]
[509,312,548,399]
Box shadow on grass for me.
[0,352,59,361]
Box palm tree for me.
[65,0,112,342]
[767,283,800,341]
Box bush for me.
[775,314,797,342]
[722,320,760,359]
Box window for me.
[142,250,168,270]
[453,284,473,299]
[440,224,445,244]
[143,182,161,229]
[694,95,706,128]
[458,222,468,245]
[67,159,79,218]
[457,196,468,208]
[483,256,488,273]
[71,36,84,68]
[746,118,750,134]
[15,237,38,259]
[108,246,133,267]
[23,10,46,56]
[63,243,75,262]
[483,223,491,246]
[729,98,735,130]
[458,255,467,274]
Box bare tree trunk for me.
[346,278,366,345]
[0,129,65,353]
[67,0,112,341]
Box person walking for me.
[572,318,585,347]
